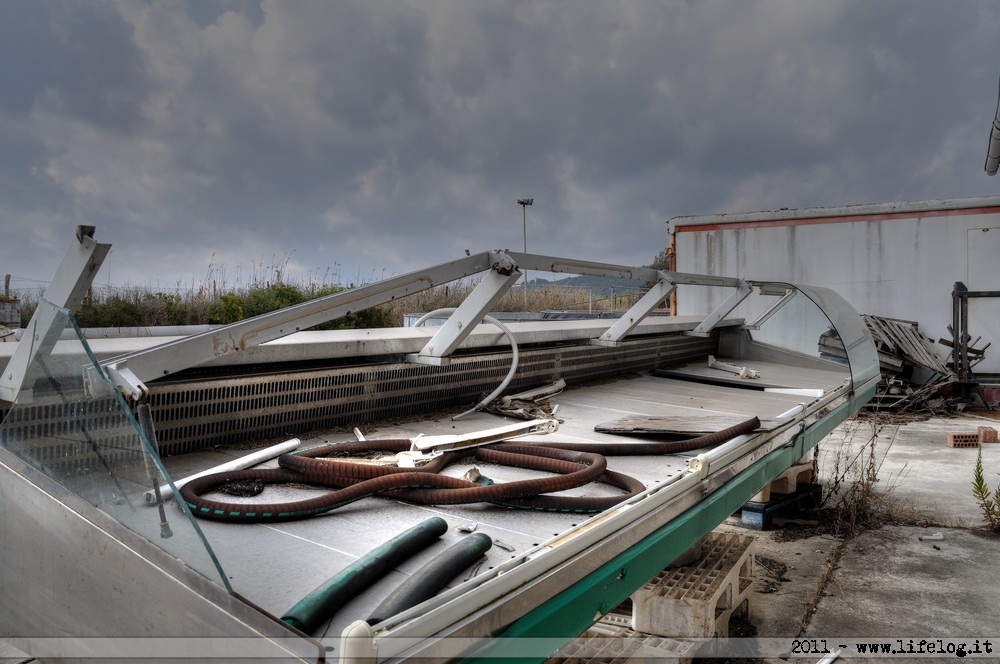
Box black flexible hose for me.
[367,532,494,625]
[281,517,448,635]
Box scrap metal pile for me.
[819,314,958,414]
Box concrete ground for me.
[726,412,1000,663]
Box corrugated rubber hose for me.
[179,417,760,522]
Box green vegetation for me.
[973,444,1000,532]
[14,276,647,330]
[12,248,670,329]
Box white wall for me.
[674,203,1000,373]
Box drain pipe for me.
[413,308,520,421]
[986,75,1000,175]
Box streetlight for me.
[517,198,533,309]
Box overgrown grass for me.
[14,278,644,330]
[820,417,920,536]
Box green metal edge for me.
[461,384,876,664]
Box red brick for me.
[947,432,980,448]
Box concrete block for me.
[769,461,815,495]
[631,531,755,638]
[947,432,980,448]
[749,452,817,503]
[582,618,700,664]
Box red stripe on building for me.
[673,205,1000,233]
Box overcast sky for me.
[2,0,999,294]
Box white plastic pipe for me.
[413,308,520,421]
[144,437,302,505]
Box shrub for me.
[209,293,244,325]
[973,444,1000,532]
[239,282,306,319]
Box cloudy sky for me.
[2,0,999,294]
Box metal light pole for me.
[517,198,533,309]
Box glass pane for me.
[749,291,832,360]
[748,284,880,391]
[0,302,229,588]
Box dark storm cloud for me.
[1,0,998,290]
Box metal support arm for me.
[592,274,676,346]
[104,251,502,400]
[0,226,110,404]
[684,279,753,337]
[406,255,521,366]
[743,286,796,330]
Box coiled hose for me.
[180,417,760,522]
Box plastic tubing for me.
[367,532,494,625]
[281,517,448,635]
[412,308,519,421]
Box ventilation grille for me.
[147,333,715,455]
[1,333,716,457]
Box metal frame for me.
[684,279,753,337]
[96,243,757,401]
[951,281,1000,389]
[743,287,796,330]
[0,227,880,664]
[406,255,520,365]
[0,226,110,403]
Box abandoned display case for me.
[0,228,878,663]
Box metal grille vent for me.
[1,396,140,475]
[146,333,716,455]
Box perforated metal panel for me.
[1,395,139,474]
[147,333,716,455]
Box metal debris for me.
[819,315,957,413]
[708,354,761,379]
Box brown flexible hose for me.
[180,417,760,522]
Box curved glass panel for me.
[0,302,229,588]
[749,282,880,392]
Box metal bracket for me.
[102,364,148,402]
[406,253,521,366]
[743,286,796,330]
[684,279,753,337]
[409,418,559,453]
[0,226,111,404]
[591,274,675,347]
